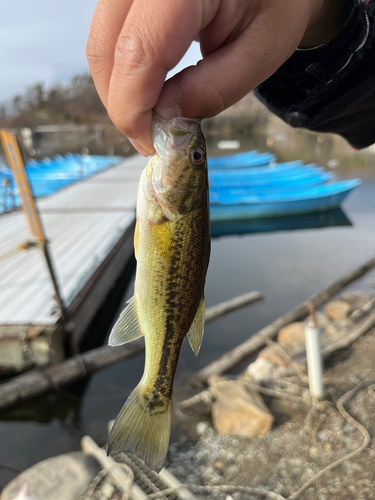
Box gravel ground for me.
[165,331,375,500]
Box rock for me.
[339,291,372,310]
[243,358,275,382]
[277,322,305,346]
[210,380,274,437]
[257,344,289,367]
[2,452,100,500]
[325,323,339,338]
[196,421,209,435]
[12,485,38,500]
[325,300,351,321]
[213,461,225,473]
[317,430,330,442]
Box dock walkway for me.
[0,155,147,345]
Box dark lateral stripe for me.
[146,201,209,412]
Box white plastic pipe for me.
[305,322,325,400]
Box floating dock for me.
[0,155,147,366]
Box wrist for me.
[299,0,353,49]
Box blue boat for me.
[209,169,328,189]
[210,161,313,177]
[210,180,361,221]
[0,154,122,214]
[209,165,323,187]
[210,173,333,199]
[208,150,276,169]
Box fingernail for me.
[129,139,153,157]
[155,104,181,121]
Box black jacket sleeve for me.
[254,0,375,149]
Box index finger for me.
[87,0,133,108]
[107,0,206,154]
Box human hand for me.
[87,0,327,156]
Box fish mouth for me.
[153,112,201,157]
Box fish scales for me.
[140,203,209,407]
[107,114,210,472]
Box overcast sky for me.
[1,0,201,104]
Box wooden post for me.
[0,129,68,323]
[205,291,262,324]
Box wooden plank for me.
[191,255,375,387]
[0,212,133,324]
[0,216,100,319]
[0,214,114,322]
[38,182,139,210]
[68,221,135,343]
[0,157,147,333]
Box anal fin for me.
[187,297,205,356]
[109,296,143,346]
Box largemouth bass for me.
[107,114,210,472]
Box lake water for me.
[1,129,375,489]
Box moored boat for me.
[209,164,322,187]
[210,179,361,221]
[210,172,333,199]
[208,150,276,169]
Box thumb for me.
[156,4,309,119]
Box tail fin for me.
[107,384,172,472]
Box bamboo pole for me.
[191,256,375,387]
[0,291,262,412]
[205,291,262,324]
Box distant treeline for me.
[0,74,109,129]
[0,73,270,135]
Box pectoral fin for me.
[187,297,205,356]
[109,296,143,346]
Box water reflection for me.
[0,382,86,425]
[211,208,352,238]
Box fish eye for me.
[191,148,205,165]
